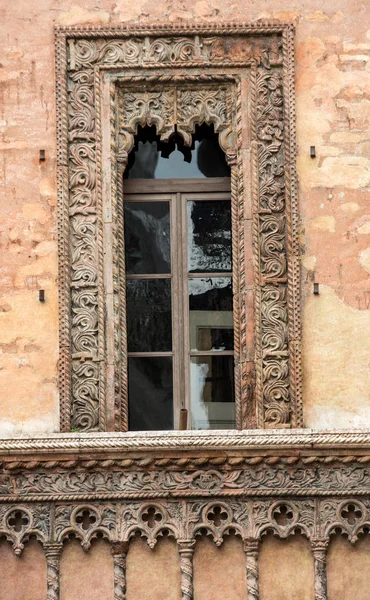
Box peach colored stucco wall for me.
[193,535,246,600]
[259,534,314,600]
[0,539,47,600]
[1,1,370,433]
[60,539,114,600]
[126,537,181,600]
[327,535,370,600]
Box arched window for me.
[123,125,235,430]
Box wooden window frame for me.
[124,178,234,429]
[55,23,303,432]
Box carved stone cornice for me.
[1,429,370,457]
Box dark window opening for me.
[124,123,230,180]
[123,124,235,431]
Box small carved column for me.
[45,543,63,600]
[178,540,195,600]
[111,542,129,600]
[312,539,328,600]
[244,538,259,600]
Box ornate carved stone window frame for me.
[55,22,302,433]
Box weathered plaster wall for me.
[126,537,181,600]
[60,539,114,600]
[0,0,370,432]
[259,534,314,600]
[327,535,370,600]
[0,539,46,599]
[193,535,246,599]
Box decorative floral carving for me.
[121,501,181,548]
[252,499,315,540]
[71,361,99,430]
[120,89,175,142]
[5,462,370,500]
[68,71,95,140]
[144,37,203,63]
[259,215,287,280]
[188,501,244,545]
[71,290,99,357]
[253,58,291,428]
[69,36,213,70]
[319,499,370,543]
[0,505,49,554]
[55,504,116,549]
[176,87,231,146]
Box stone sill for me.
[1,429,370,461]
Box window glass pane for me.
[126,279,172,352]
[129,357,173,430]
[188,200,232,273]
[190,355,235,430]
[124,201,170,274]
[196,328,234,353]
[189,277,233,351]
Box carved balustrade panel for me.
[1,432,370,599]
[2,493,370,600]
[2,495,370,549]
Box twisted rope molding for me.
[4,454,370,472]
[2,429,370,453]
[55,22,293,35]
[3,490,370,504]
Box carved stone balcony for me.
[0,429,370,598]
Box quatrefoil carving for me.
[141,506,163,529]
[7,510,30,533]
[272,504,294,527]
[341,503,363,525]
[207,505,228,527]
[75,508,98,531]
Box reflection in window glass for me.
[129,357,173,431]
[190,356,235,430]
[123,124,235,432]
[196,328,234,352]
[124,201,170,275]
[189,277,233,351]
[187,200,232,273]
[127,279,172,352]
